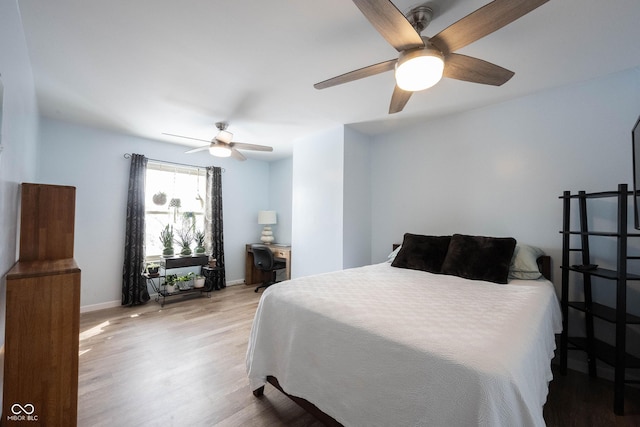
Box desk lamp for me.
[258,210,276,244]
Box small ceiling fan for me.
[314,0,549,114]
[163,122,273,161]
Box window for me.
[145,162,207,259]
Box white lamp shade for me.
[258,210,277,225]
[209,145,232,157]
[395,43,444,92]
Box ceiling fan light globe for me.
[395,46,444,92]
[209,145,232,157]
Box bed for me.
[246,234,562,426]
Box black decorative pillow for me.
[441,234,517,284]
[391,233,451,273]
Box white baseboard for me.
[80,300,121,313]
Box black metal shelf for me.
[158,286,208,297]
[142,257,220,307]
[144,273,211,307]
[567,337,640,369]
[560,184,637,415]
[567,301,640,324]
[560,230,640,238]
[560,266,640,281]
[559,190,634,199]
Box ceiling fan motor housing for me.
[398,38,443,64]
[407,5,434,34]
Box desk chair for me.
[252,244,286,292]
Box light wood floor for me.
[78,284,640,427]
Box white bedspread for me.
[246,262,562,427]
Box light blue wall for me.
[343,127,371,268]
[292,126,344,277]
[36,118,270,309]
[0,0,40,347]
[268,157,293,245]
[289,125,373,276]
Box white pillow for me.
[509,244,544,280]
[387,245,402,263]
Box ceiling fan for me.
[314,0,549,114]
[163,122,273,161]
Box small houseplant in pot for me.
[194,274,205,288]
[165,274,177,294]
[175,227,193,257]
[146,262,160,276]
[159,225,174,257]
[176,273,194,290]
[194,229,206,254]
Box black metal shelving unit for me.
[560,183,640,415]
[142,255,219,307]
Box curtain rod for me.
[123,153,225,172]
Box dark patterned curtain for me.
[205,166,226,289]
[122,153,150,305]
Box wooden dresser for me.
[3,183,80,426]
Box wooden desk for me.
[245,244,291,285]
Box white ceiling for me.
[17,0,640,161]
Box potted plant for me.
[169,198,181,222]
[152,191,167,206]
[175,227,193,257]
[183,211,196,231]
[146,262,160,276]
[194,274,205,288]
[177,273,194,290]
[159,225,174,257]
[194,229,206,254]
[165,274,177,294]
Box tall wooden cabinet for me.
[3,183,80,426]
[559,184,640,415]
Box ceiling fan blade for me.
[162,133,211,144]
[430,0,549,53]
[184,146,210,154]
[352,0,424,51]
[389,85,413,114]
[444,53,514,86]
[231,142,273,152]
[315,59,397,90]
[230,148,246,161]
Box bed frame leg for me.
[252,385,265,397]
